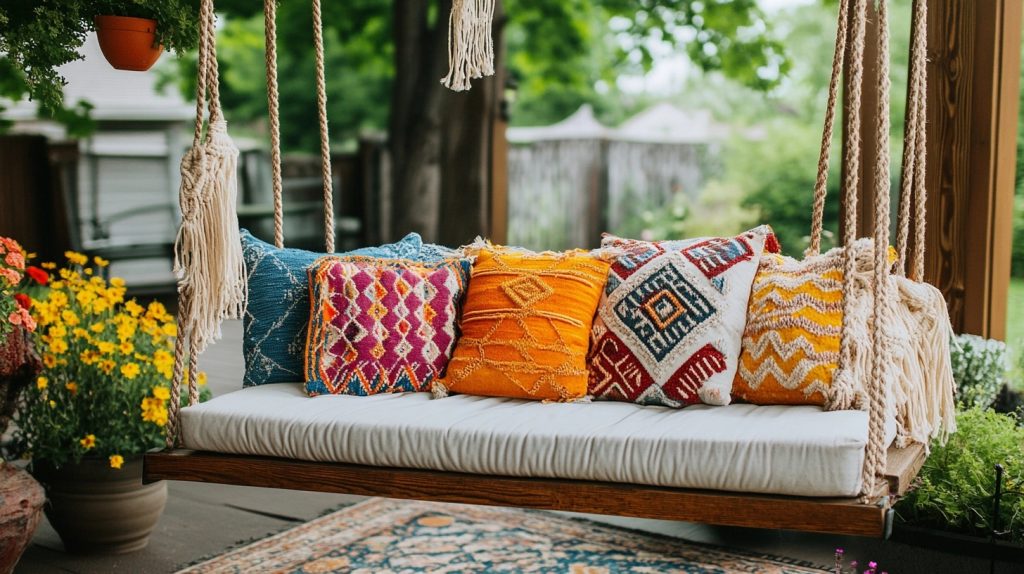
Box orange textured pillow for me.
[434,246,611,401]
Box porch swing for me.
[145,0,951,539]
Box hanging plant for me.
[0,0,200,110]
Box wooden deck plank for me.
[145,450,889,538]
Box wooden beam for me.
[145,449,906,538]
[923,0,1022,338]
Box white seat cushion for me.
[181,383,895,498]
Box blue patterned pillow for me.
[241,230,460,386]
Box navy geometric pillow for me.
[241,229,459,387]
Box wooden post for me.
[923,0,1022,338]
[488,4,509,245]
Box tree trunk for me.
[389,0,504,245]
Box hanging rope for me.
[441,0,496,91]
[862,0,893,502]
[807,0,851,257]
[168,0,245,446]
[827,0,868,413]
[312,0,335,253]
[265,0,284,249]
[909,0,929,282]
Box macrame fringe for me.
[823,240,956,448]
[174,119,247,354]
[441,0,496,91]
[431,380,449,399]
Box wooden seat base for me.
[144,443,924,539]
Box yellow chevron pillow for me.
[733,244,897,406]
[732,251,843,406]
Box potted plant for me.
[9,251,210,554]
[893,407,1024,562]
[0,236,45,573]
[92,0,200,71]
[0,0,200,110]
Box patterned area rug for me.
[177,498,826,573]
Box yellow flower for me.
[121,363,140,380]
[42,354,57,369]
[197,371,208,386]
[36,376,48,390]
[41,262,57,270]
[48,400,56,408]
[152,386,171,401]
[61,310,80,326]
[49,338,68,355]
[94,256,110,268]
[119,341,135,355]
[90,322,104,333]
[79,350,99,365]
[84,268,93,276]
[79,434,96,449]
[65,251,87,265]
[48,325,67,339]
[141,397,169,426]
[110,277,126,288]
[72,328,90,340]
[64,251,88,266]
[161,323,177,338]
[108,454,124,469]
[98,359,116,375]
[65,382,78,395]
[124,300,144,317]
[97,341,116,355]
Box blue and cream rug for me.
[176,498,826,573]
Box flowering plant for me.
[0,236,49,337]
[11,251,209,469]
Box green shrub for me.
[895,408,1024,544]
[951,334,1007,410]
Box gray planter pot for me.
[32,456,167,554]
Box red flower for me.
[26,266,48,285]
[13,293,31,310]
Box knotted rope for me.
[265,0,284,249]
[312,0,335,253]
[168,0,245,446]
[441,0,496,91]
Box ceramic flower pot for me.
[94,15,163,72]
[32,457,167,554]
[0,464,45,574]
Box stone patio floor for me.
[15,321,1012,573]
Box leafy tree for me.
[169,0,788,243]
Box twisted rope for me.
[808,0,851,257]
[265,0,284,249]
[862,0,893,503]
[909,0,929,281]
[896,0,928,278]
[312,0,335,253]
[833,0,868,415]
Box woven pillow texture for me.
[436,245,611,401]
[241,230,458,387]
[304,256,471,396]
[588,226,779,407]
[732,241,895,407]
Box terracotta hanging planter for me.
[94,15,163,72]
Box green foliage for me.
[895,408,1024,544]
[951,334,1008,410]
[720,119,840,255]
[616,180,758,241]
[0,0,199,112]
[171,0,787,150]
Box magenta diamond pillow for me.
[588,226,779,407]
[305,256,471,396]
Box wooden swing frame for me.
[147,443,925,538]
[145,0,945,540]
